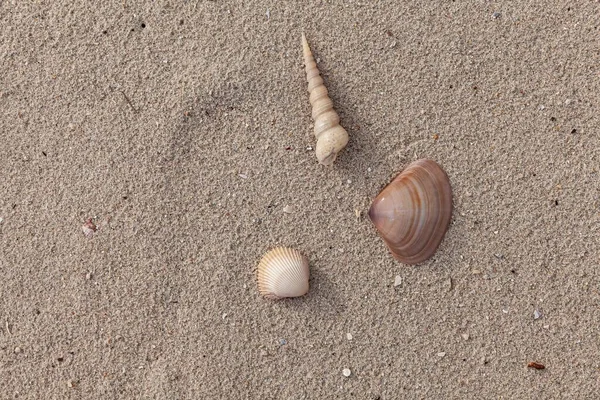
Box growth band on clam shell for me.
[368,159,453,264]
[302,33,349,166]
[257,247,310,299]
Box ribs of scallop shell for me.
[257,247,310,299]
[368,159,453,264]
[302,33,349,166]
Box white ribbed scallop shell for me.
[257,247,310,299]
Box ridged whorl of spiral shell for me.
[302,34,349,166]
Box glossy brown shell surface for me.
[368,159,452,264]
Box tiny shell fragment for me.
[82,218,97,238]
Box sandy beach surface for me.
[1,1,599,398]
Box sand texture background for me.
[1,0,599,398]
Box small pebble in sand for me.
[492,12,501,19]
[238,173,248,179]
[347,179,352,184]
[437,352,446,358]
[278,338,287,346]
[445,277,453,291]
[14,346,22,354]
[461,333,470,341]
[527,361,545,370]
[342,368,351,377]
[394,276,402,287]
[265,9,270,19]
[306,145,313,151]
[534,309,543,320]
[346,333,353,341]
[86,272,92,280]
[283,205,293,214]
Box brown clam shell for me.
[368,159,452,264]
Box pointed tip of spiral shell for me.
[257,247,310,299]
[369,159,453,264]
[301,33,311,58]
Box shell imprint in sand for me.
[302,33,349,166]
[257,247,310,299]
[368,159,453,264]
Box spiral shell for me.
[368,159,453,264]
[302,33,349,166]
[257,247,310,299]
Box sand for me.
[1,0,599,398]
